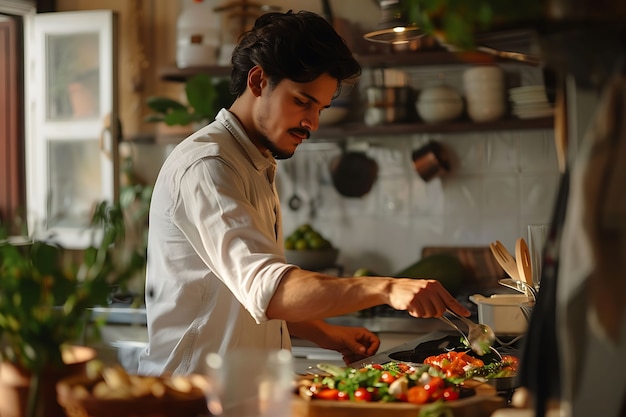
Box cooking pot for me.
[411,141,450,182]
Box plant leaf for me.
[145,96,187,113]
[186,74,216,120]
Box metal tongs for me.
[438,309,500,359]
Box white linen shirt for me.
[137,109,295,376]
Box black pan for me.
[329,151,378,198]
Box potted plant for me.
[0,202,144,417]
[144,73,233,128]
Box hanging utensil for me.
[288,160,303,211]
[329,142,378,198]
[411,141,450,182]
[307,154,324,219]
[489,240,521,281]
[515,238,534,289]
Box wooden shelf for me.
[155,51,550,140]
[313,116,554,139]
[158,49,539,83]
[158,65,232,82]
[354,50,517,68]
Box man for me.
[138,10,469,376]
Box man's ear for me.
[248,66,264,97]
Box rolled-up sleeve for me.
[172,153,295,323]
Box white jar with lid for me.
[176,0,221,68]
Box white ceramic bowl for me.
[416,85,464,124]
[419,85,461,102]
[416,99,464,124]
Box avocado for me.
[393,253,467,296]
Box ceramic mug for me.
[411,141,450,182]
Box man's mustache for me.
[289,128,310,140]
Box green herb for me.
[419,400,454,417]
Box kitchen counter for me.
[88,305,458,372]
[90,305,451,335]
[88,304,486,374]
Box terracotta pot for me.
[0,345,96,417]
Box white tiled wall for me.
[279,128,559,276]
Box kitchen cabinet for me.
[155,50,554,140]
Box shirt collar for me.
[216,109,277,181]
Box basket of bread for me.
[56,363,209,417]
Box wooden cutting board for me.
[292,395,505,417]
[292,383,506,417]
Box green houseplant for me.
[145,73,233,127]
[0,202,145,417]
[401,0,543,50]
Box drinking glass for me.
[527,224,549,289]
[205,348,293,417]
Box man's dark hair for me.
[230,10,361,98]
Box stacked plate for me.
[508,85,554,119]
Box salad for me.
[297,353,518,406]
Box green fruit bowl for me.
[285,248,339,271]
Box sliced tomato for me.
[314,388,339,400]
[380,371,397,384]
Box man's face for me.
[254,73,338,159]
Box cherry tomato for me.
[314,388,339,400]
[353,387,372,402]
[423,376,445,393]
[370,364,384,370]
[442,387,460,401]
[380,371,397,384]
[337,390,350,401]
[501,355,519,372]
[407,386,430,404]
